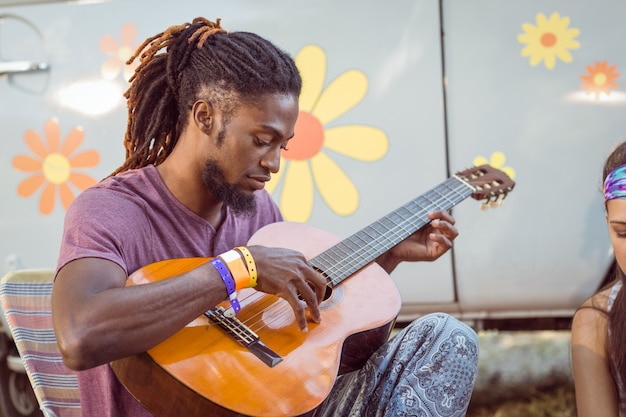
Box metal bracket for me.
[0,60,49,76]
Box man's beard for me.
[201,159,257,216]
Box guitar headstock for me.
[455,164,516,210]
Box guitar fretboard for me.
[309,176,474,286]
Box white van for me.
[0,0,624,415]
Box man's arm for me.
[52,246,327,371]
[52,257,227,370]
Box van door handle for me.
[0,61,49,76]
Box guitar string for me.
[216,180,470,335]
[225,179,472,336]
[204,290,294,336]
[203,178,474,337]
[320,179,471,286]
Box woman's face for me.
[606,199,626,274]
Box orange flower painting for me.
[12,118,100,215]
[580,61,620,99]
[99,23,140,81]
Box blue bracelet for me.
[210,257,241,316]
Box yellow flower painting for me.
[580,61,620,99]
[99,23,140,81]
[266,45,388,222]
[473,152,516,209]
[474,151,516,181]
[518,12,580,70]
[12,118,100,215]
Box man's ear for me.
[193,100,214,134]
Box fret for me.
[309,177,475,286]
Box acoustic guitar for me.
[111,164,515,417]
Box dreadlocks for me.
[111,17,302,175]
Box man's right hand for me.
[246,246,326,332]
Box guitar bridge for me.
[204,307,283,368]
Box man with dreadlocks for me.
[52,17,478,417]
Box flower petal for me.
[39,182,56,215]
[99,34,119,54]
[68,172,98,191]
[536,13,549,28]
[324,125,388,161]
[123,60,139,82]
[489,151,506,168]
[59,182,75,210]
[544,54,556,70]
[280,160,314,222]
[549,13,565,27]
[503,167,516,180]
[44,118,61,152]
[13,155,42,172]
[311,153,358,216]
[60,126,85,157]
[101,57,122,80]
[555,49,573,63]
[24,129,48,159]
[120,23,137,46]
[314,69,367,125]
[296,45,326,113]
[17,174,45,197]
[473,156,488,167]
[69,150,100,169]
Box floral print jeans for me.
[314,312,479,417]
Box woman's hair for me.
[601,141,626,388]
[111,17,302,175]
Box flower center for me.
[284,111,324,161]
[118,46,133,61]
[43,153,71,184]
[540,32,557,47]
[593,73,608,86]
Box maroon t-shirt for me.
[55,165,282,417]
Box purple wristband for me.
[210,257,241,315]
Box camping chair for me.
[0,269,81,417]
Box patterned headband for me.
[604,164,626,201]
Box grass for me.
[467,384,577,417]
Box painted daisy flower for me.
[473,152,515,209]
[12,118,100,215]
[99,23,139,81]
[580,61,620,99]
[266,45,388,222]
[473,151,515,180]
[518,12,580,70]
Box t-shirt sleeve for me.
[55,187,150,277]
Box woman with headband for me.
[572,141,626,417]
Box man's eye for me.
[255,137,271,146]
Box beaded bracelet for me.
[210,257,240,316]
[236,246,257,287]
[218,249,251,292]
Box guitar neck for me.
[309,175,474,286]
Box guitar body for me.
[112,222,402,417]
